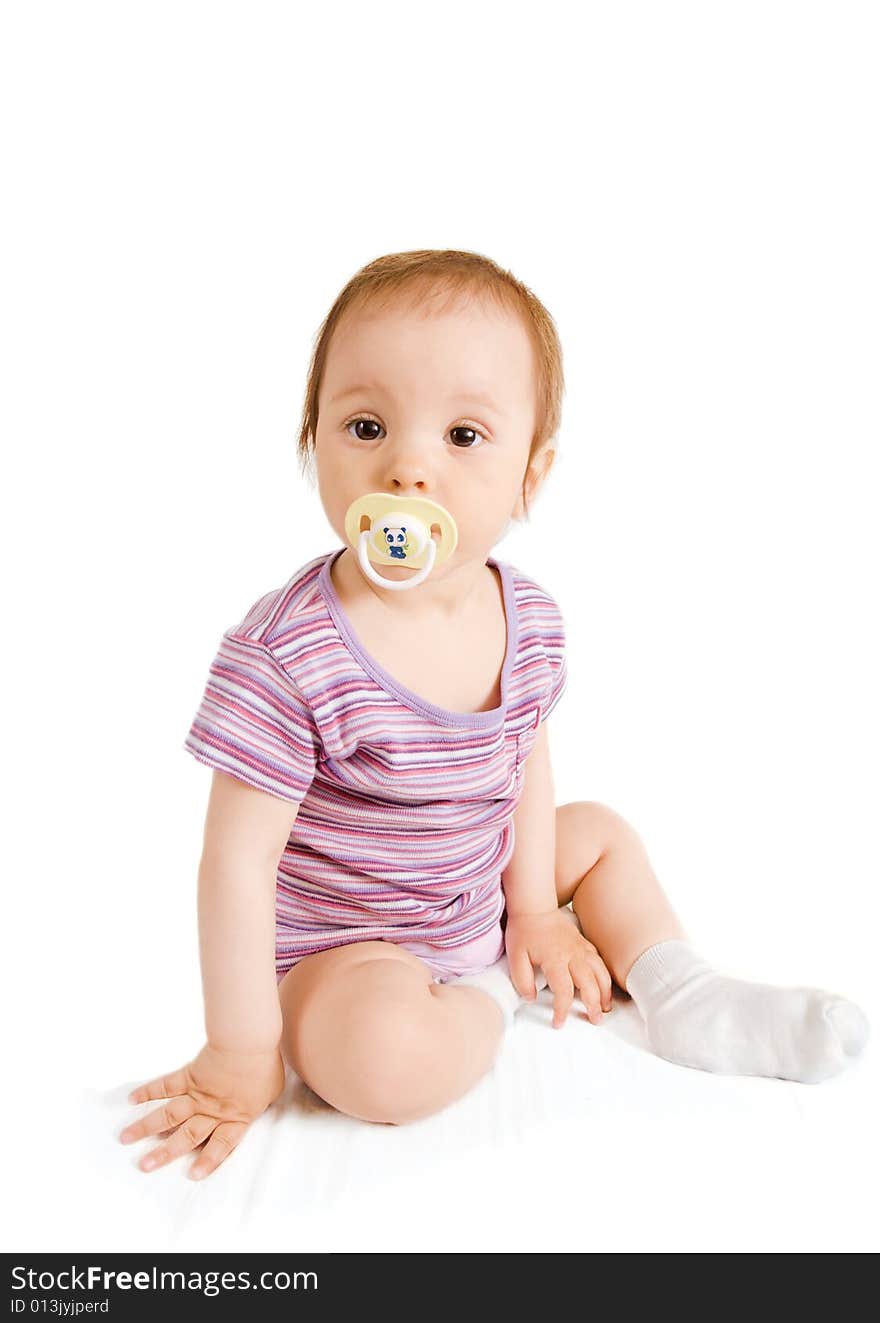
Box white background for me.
[2,0,878,1253]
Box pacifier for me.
[343,493,459,591]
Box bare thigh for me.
[277,940,436,1116]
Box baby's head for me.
[297,249,564,576]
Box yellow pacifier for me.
[343,493,459,591]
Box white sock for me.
[450,953,549,1030]
[625,939,870,1083]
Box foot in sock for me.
[625,939,870,1084]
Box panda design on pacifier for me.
[343,493,459,591]
[383,526,410,560]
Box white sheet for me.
[75,985,878,1253]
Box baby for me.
[120,248,870,1181]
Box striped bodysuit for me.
[184,548,568,984]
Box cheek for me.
[316,445,357,493]
[474,466,523,506]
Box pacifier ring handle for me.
[357,529,437,591]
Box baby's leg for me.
[554,801,689,989]
[555,801,870,1083]
[278,940,506,1124]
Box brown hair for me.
[295,249,565,521]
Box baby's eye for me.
[396,533,404,542]
[449,426,484,449]
[342,417,487,448]
[347,418,383,442]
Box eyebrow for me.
[328,383,508,418]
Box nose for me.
[372,421,440,496]
[381,465,430,496]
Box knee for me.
[571,799,641,852]
[344,999,436,1124]
[295,963,439,1125]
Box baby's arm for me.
[120,770,299,1179]
[501,720,558,918]
[501,722,610,1027]
[198,769,298,1051]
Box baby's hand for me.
[505,910,613,1029]
[119,1042,286,1180]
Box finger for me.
[120,1095,198,1146]
[137,1114,217,1174]
[577,940,614,1011]
[546,966,575,1029]
[584,953,614,1012]
[587,957,614,1005]
[189,1121,248,1181]
[127,1067,191,1106]
[507,948,538,1000]
[574,966,603,1024]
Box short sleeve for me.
[183,630,319,804]
[539,601,568,724]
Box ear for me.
[511,444,557,521]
